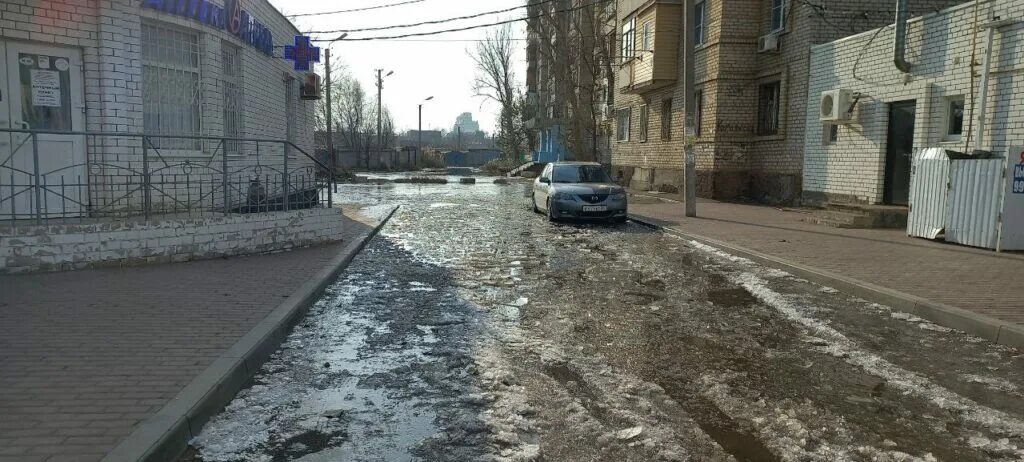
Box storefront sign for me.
[1013,152,1024,194]
[283,36,319,71]
[142,0,274,56]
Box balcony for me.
[618,1,681,94]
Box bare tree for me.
[471,23,528,161]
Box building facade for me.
[804,0,1023,205]
[526,0,615,164]
[453,112,481,134]
[610,0,966,203]
[0,0,317,219]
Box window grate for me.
[142,21,203,151]
[221,41,243,155]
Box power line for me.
[307,0,610,42]
[301,0,559,34]
[286,0,425,18]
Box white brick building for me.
[1,0,318,219]
[804,0,1023,205]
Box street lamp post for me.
[323,33,346,191]
[375,69,394,169]
[418,96,434,168]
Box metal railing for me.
[0,128,334,226]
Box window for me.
[757,81,781,136]
[641,21,653,52]
[945,96,965,139]
[694,89,704,137]
[770,0,786,32]
[661,99,673,141]
[221,41,243,155]
[695,1,707,46]
[142,21,203,151]
[552,165,613,183]
[639,104,649,142]
[823,124,839,145]
[621,17,636,62]
[616,107,631,141]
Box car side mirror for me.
[539,177,550,184]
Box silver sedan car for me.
[532,162,628,223]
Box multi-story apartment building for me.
[610,0,966,203]
[526,0,616,164]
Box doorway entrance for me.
[0,40,87,219]
[884,100,916,205]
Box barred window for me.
[757,81,781,136]
[221,41,243,155]
[142,21,203,151]
[694,89,704,137]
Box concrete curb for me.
[103,206,400,462]
[629,214,1023,351]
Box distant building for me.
[453,112,481,134]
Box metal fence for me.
[0,128,333,225]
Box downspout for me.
[893,0,911,73]
[972,24,995,153]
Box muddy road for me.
[192,178,1024,461]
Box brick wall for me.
[610,0,969,203]
[0,208,346,273]
[804,0,1024,204]
[1,0,317,213]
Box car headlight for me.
[610,191,626,200]
[552,191,575,201]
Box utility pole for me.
[376,69,383,155]
[418,96,433,167]
[324,49,334,177]
[682,0,697,217]
[457,126,462,151]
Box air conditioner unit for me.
[300,73,321,100]
[819,89,854,123]
[757,33,779,53]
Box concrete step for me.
[805,210,873,228]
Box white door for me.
[0,41,86,220]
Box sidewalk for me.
[0,209,375,462]
[628,194,1024,330]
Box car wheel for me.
[546,199,558,222]
[532,194,541,213]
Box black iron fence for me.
[0,128,333,225]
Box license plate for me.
[582,205,607,212]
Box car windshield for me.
[552,165,612,183]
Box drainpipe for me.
[973,24,995,153]
[893,0,911,73]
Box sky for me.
[271,0,528,134]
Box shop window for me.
[770,0,786,32]
[221,41,243,155]
[945,96,964,140]
[757,81,781,136]
[639,104,649,142]
[695,1,706,46]
[142,21,203,151]
[661,99,673,141]
[616,107,631,141]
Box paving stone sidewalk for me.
[629,195,1024,327]
[0,209,373,462]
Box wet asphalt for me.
[191,177,1024,462]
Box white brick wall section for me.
[0,209,345,273]
[803,0,1024,203]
